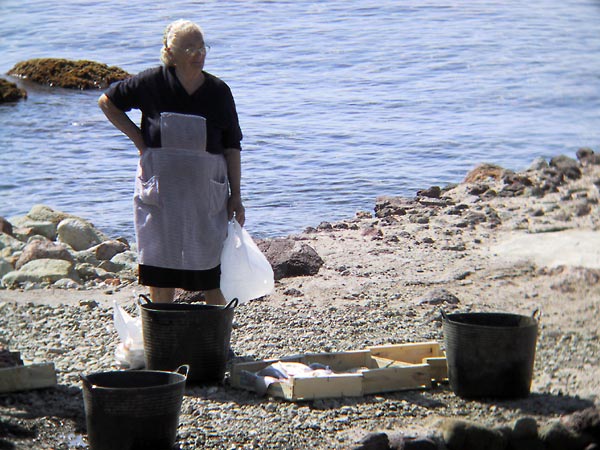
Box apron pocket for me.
[209,179,228,215]
[136,175,160,206]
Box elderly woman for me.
[98,19,244,305]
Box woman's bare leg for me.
[203,288,226,306]
[149,287,175,303]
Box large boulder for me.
[2,258,78,287]
[7,58,130,90]
[89,240,129,261]
[57,217,109,251]
[0,78,27,103]
[15,239,74,270]
[0,259,13,279]
[26,205,72,225]
[110,250,138,272]
[7,217,57,241]
[0,233,26,253]
[257,238,323,280]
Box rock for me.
[15,240,74,270]
[539,420,587,450]
[441,419,506,450]
[257,238,324,280]
[550,155,582,180]
[26,205,72,225]
[375,196,416,218]
[57,217,108,251]
[499,173,533,197]
[529,157,549,171]
[417,186,442,199]
[561,408,600,445]
[0,233,26,253]
[512,417,539,440]
[417,288,460,306]
[54,278,80,289]
[401,436,441,450]
[7,217,57,240]
[0,217,14,236]
[7,58,130,90]
[577,148,600,166]
[0,259,13,279]
[2,258,78,287]
[464,163,506,183]
[0,78,27,103]
[110,250,138,271]
[91,240,129,261]
[353,432,390,450]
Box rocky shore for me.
[1,150,599,449]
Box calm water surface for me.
[1,0,599,239]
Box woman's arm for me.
[98,94,146,154]
[224,147,245,226]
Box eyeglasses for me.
[181,45,210,56]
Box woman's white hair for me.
[160,19,204,66]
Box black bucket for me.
[140,295,238,384]
[442,310,539,399]
[81,365,188,450]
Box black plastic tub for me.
[81,365,188,450]
[442,310,539,399]
[140,295,238,384]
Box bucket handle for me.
[175,364,190,379]
[80,374,95,390]
[440,309,448,321]
[225,298,239,309]
[532,308,542,322]
[138,293,152,305]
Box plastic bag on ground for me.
[220,219,275,304]
[113,300,145,369]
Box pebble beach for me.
[1,151,599,449]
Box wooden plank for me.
[369,342,443,364]
[0,363,57,393]
[283,374,363,400]
[371,356,415,368]
[423,356,448,382]
[292,350,371,371]
[362,364,431,394]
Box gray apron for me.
[133,113,229,270]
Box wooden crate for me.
[230,342,447,401]
[0,362,57,394]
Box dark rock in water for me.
[7,58,130,89]
[0,78,27,103]
[257,238,324,280]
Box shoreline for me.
[1,152,599,448]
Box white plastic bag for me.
[113,301,145,369]
[220,219,275,304]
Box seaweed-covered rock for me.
[0,78,27,103]
[7,58,130,89]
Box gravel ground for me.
[0,290,597,449]
[1,157,599,449]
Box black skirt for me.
[138,264,221,291]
